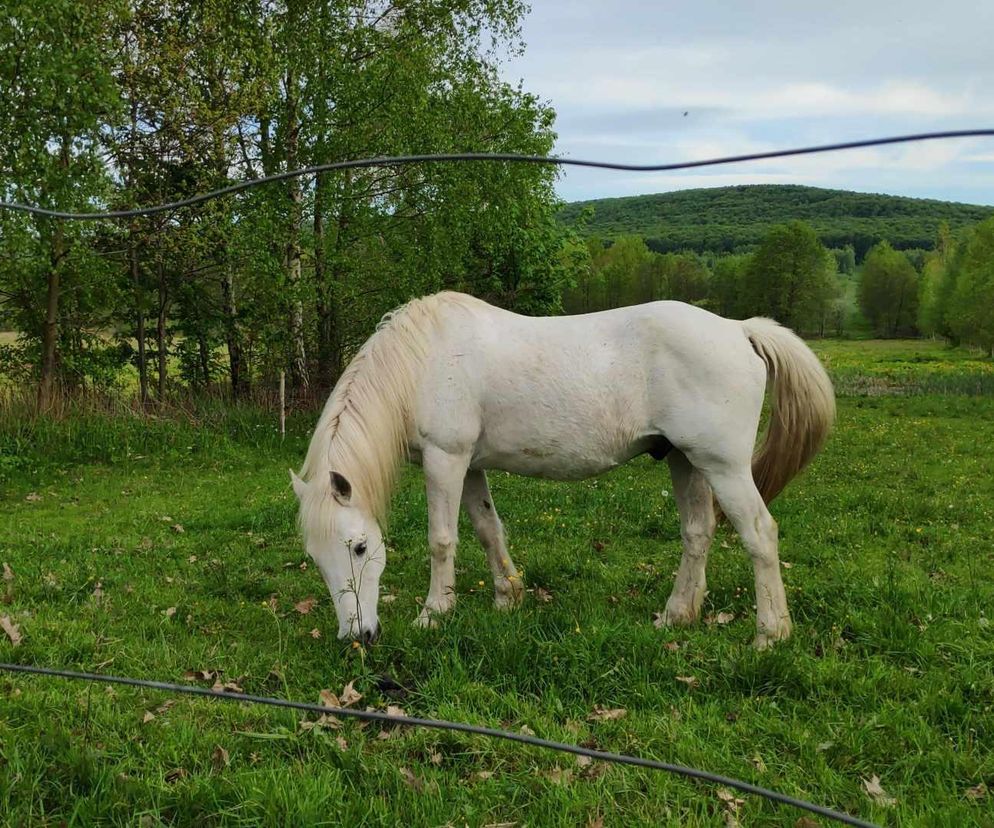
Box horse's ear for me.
[289,469,308,501]
[329,471,352,506]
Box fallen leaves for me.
[25,492,42,502]
[2,563,13,604]
[1,614,22,646]
[309,628,321,639]
[164,606,177,619]
[171,524,185,534]
[675,675,700,689]
[587,706,626,722]
[399,766,424,792]
[164,768,188,784]
[965,782,988,801]
[294,597,317,614]
[183,669,220,682]
[717,787,745,827]
[211,745,230,771]
[534,587,553,603]
[705,611,735,626]
[862,774,897,807]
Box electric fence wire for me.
[0,662,878,827]
[1,129,992,221]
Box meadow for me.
[1,340,993,826]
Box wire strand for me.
[1,129,992,220]
[0,662,877,827]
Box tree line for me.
[0,0,578,409]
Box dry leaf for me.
[183,669,220,682]
[171,524,184,533]
[1,614,22,646]
[319,688,340,708]
[381,594,397,603]
[576,755,593,768]
[863,775,897,807]
[676,675,700,689]
[587,706,627,722]
[399,767,424,792]
[385,704,408,718]
[429,751,443,766]
[142,711,156,724]
[156,700,176,714]
[164,768,188,783]
[164,606,177,618]
[534,587,553,603]
[750,753,767,773]
[212,679,243,693]
[2,563,13,582]
[473,770,494,781]
[794,818,820,828]
[187,555,197,563]
[706,611,735,626]
[664,640,680,651]
[335,736,348,751]
[309,628,321,639]
[519,724,536,736]
[965,782,988,801]
[781,561,793,569]
[294,597,317,614]
[652,612,665,630]
[212,745,230,770]
[300,714,340,731]
[91,582,104,602]
[25,492,42,502]
[340,680,362,708]
[816,741,834,752]
[587,818,605,828]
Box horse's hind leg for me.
[462,469,524,609]
[703,465,791,649]
[415,444,470,628]
[660,450,716,626]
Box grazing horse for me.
[291,291,834,648]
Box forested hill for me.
[559,185,994,259]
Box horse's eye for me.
[353,541,367,557]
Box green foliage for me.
[742,222,839,332]
[859,242,920,337]
[947,217,994,354]
[559,184,994,259]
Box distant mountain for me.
[558,185,994,259]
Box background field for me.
[1,340,993,826]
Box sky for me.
[499,0,994,205]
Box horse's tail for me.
[740,317,836,504]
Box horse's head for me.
[291,469,385,643]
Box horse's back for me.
[410,295,767,478]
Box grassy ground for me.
[1,342,993,826]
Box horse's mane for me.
[297,291,475,542]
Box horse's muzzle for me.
[359,623,381,646]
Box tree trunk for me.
[220,262,247,399]
[313,172,345,396]
[132,229,148,407]
[37,217,64,412]
[197,334,210,389]
[156,258,168,400]
[284,67,309,392]
[37,136,71,412]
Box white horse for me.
[291,291,834,648]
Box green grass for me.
[1,342,993,826]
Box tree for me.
[947,218,994,354]
[0,0,124,409]
[858,241,919,336]
[742,221,837,332]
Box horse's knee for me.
[429,531,457,561]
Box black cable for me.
[0,662,876,827]
[1,129,991,221]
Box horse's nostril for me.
[360,624,380,646]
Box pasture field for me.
[1,341,993,826]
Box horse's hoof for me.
[752,619,792,650]
[658,604,700,627]
[494,577,524,610]
[412,611,439,629]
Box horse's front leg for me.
[415,444,470,628]
[462,469,524,609]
